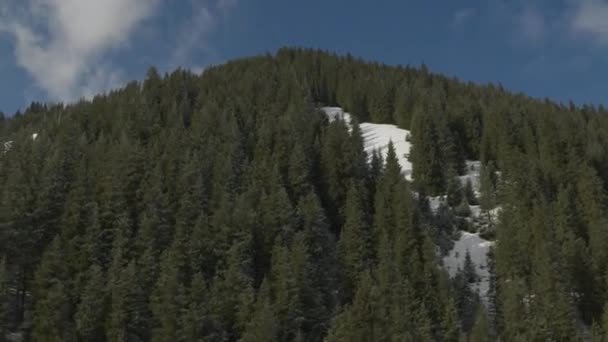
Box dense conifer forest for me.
[1,47,608,341]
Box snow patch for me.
[428,195,447,213]
[469,205,482,218]
[459,160,481,195]
[2,141,13,153]
[321,107,498,306]
[32,133,38,141]
[443,231,494,304]
[321,107,413,180]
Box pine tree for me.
[319,117,356,228]
[479,162,496,212]
[469,305,490,342]
[326,271,378,342]
[150,251,186,342]
[105,238,134,342]
[446,173,463,207]
[442,296,461,342]
[75,264,107,342]
[373,141,401,251]
[269,238,304,341]
[338,182,372,303]
[367,150,384,207]
[455,196,472,217]
[463,249,478,284]
[208,239,255,340]
[410,109,445,195]
[178,272,211,341]
[0,257,8,337]
[240,279,277,342]
[31,238,75,341]
[464,179,478,205]
[287,142,313,202]
[602,302,608,341]
[296,192,338,340]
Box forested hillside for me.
[1,47,608,341]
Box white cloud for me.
[170,3,217,70]
[0,0,160,102]
[453,8,477,27]
[169,0,238,72]
[571,0,608,45]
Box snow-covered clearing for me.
[321,106,496,304]
[443,231,494,304]
[321,107,413,180]
[460,160,481,195]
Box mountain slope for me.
[0,48,607,341]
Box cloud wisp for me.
[169,0,238,73]
[0,0,238,103]
[453,8,477,27]
[570,0,608,46]
[0,0,161,102]
[170,2,217,72]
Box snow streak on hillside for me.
[443,232,494,305]
[321,107,413,180]
[321,106,495,305]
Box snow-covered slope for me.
[443,231,494,304]
[459,160,481,195]
[321,106,495,304]
[321,107,413,180]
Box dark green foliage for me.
[337,182,372,303]
[410,109,445,195]
[75,264,107,342]
[464,179,477,205]
[1,47,608,341]
[479,162,497,211]
[446,174,463,208]
[469,305,490,342]
[0,257,8,338]
[454,197,471,217]
[240,280,277,342]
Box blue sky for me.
[1,0,608,115]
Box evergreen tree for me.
[410,109,445,194]
[178,272,211,341]
[0,257,7,338]
[105,243,135,342]
[442,296,461,342]
[479,162,496,212]
[326,271,378,342]
[337,182,372,303]
[296,192,337,340]
[446,174,463,207]
[30,239,74,341]
[75,264,107,342]
[240,279,277,342]
[603,302,608,341]
[469,305,490,342]
[150,251,186,342]
[464,179,477,205]
[463,249,478,284]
